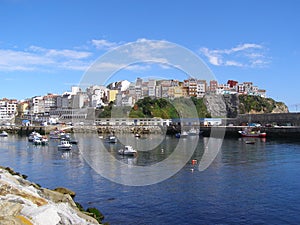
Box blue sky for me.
[0,0,299,110]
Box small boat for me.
[57,140,72,151]
[49,130,66,139]
[106,135,117,143]
[33,137,42,145]
[180,131,188,138]
[0,131,8,137]
[135,133,141,138]
[238,128,266,138]
[41,136,49,145]
[69,139,78,144]
[188,128,199,136]
[175,131,188,138]
[118,145,137,156]
[28,131,42,142]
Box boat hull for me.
[239,131,267,138]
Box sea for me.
[1,133,300,225]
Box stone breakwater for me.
[0,166,102,225]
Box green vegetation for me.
[75,203,108,225]
[238,95,286,114]
[129,97,178,118]
[86,207,105,224]
[96,95,287,118]
[129,97,211,118]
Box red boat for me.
[238,128,267,138]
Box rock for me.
[21,204,61,225]
[0,182,48,207]
[0,167,100,225]
[53,187,76,198]
[204,94,227,118]
[0,202,23,216]
[41,188,77,208]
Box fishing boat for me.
[118,145,137,156]
[238,128,266,138]
[57,140,72,151]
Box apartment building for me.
[0,98,18,121]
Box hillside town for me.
[0,78,266,125]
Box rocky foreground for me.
[0,166,103,225]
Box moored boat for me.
[33,137,42,145]
[0,131,8,137]
[175,131,188,138]
[106,135,117,143]
[118,145,137,156]
[188,128,199,136]
[41,136,49,145]
[28,131,42,142]
[238,128,266,138]
[57,140,72,151]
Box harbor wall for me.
[225,112,300,126]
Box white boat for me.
[41,136,49,145]
[57,140,72,151]
[118,145,137,156]
[28,131,42,142]
[0,131,8,137]
[180,131,188,138]
[33,137,42,145]
[188,128,199,136]
[106,135,117,143]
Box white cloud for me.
[200,47,222,66]
[91,39,121,50]
[0,46,92,72]
[125,64,152,71]
[200,43,270,68]
[225,60,243,67]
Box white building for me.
[0,99,18,122]
[197,80,207,98]
[32,96,44,114]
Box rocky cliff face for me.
[0,167,100,225]
[204,94,288,118]
[203,94,227,118]
[271,102,289,113]
[204,94,239,118]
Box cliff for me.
[0,166,103,225]
[204,94,289,118]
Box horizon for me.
[0,1,299,111]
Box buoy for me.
[191,159,197,165]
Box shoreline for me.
[1,124,300,138]
[0,166,107,225]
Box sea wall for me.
[200,126,300,138]
[225,112,300,126]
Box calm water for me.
[1,133,300,224]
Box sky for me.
[0,0,299,111]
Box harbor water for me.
[1,133,300,224]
